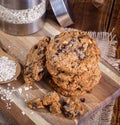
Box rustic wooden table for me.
[0,0,120,125]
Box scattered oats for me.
[18,88,22,95]
[21,111,25,115]
[30,112,34,115]
[24,99,27,102]
[24,86,30,91]
[0,56,17,82]
[30,86,32,89]
[8,45,11,48]
[7,83,11,86]
[26,94,29,99]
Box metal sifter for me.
[0,0,73,35]
[0,0,46,35]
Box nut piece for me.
[27,98,44,109]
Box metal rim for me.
[49,0,73,27]
[0,0,42,10]
[0,14,45,36]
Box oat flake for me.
[0,56,17,82]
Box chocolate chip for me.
[64,113,73,118]
[78,35,85,40]
[37,50,42,55]
[61,71,65,73]
[80,98,85,102]
[63,103,70,108]
[86,90,92,93]
[67,81,71,87]
[57,78,64,82]
[61,100,67,106]
[80,84,83,88]
[77,112,81,116]
[55,40,59,43]
[55,35,59,39]
[78,46,84,51]
[34,45,38,49]
[55,52,59,56]
[46,37,51,43]
[38,71,44,75]
[32,102,38,108]
[71,66,74,68]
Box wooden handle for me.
[92,0,104,8]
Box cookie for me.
[62,97,84,119]
[48,69,101,97]
[46,31,100,75]
[49,78,86,97]
[27,91,61,114]
[27,98,44,109]
[47,54,100,91]
[24,36,50,86]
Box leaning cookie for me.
[24,36,50,86]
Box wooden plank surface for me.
[0,20,120,125]
[108,0,120,124]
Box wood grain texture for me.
[0,20,120,125]
[46,0,114,31]
[108,0,120,125]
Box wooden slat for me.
[108,0,120,124]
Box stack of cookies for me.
[46,31,101,97]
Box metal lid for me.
[49,0,73,27]
[0,0,42,10]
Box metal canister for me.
[49,0,73,27]
[0,0,46,35]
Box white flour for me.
[0,56,17,82]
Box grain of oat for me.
[0,56,17,82]
[0,0,46,24]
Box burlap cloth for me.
[80,31,120,125]
[0,32,119,125]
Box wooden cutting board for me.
[0,19,120,125]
